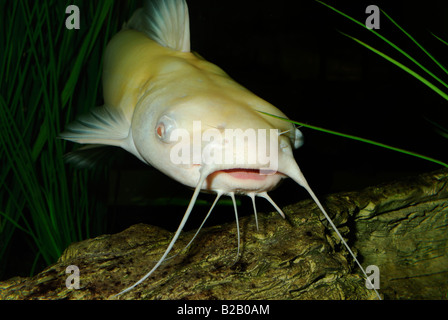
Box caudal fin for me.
[126,0,191,52]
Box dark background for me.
[106,0,448,232]
[3,0,448,281]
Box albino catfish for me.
[61,0,380,298]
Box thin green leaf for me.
[315,0,448,92]
[259,111,448,168]
[381,10,448,76]
[340,32,448,102]
[432,32,448,47]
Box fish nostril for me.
[216,123,226,131]
[280,139,289,149]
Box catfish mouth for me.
[203,168,286,193]
[219,168,280,180]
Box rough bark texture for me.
[351,170,448,299]
[1,169,447,300]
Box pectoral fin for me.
[60,106,129,146]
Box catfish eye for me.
[293,127,304,149]
[155,115,177,143]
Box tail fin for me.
[125,0,190,52]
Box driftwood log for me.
[0,169,447,300]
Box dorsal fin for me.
[125,0,190,52]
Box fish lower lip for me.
[219,168,277,180]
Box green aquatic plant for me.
[0,0,137,277]
[262,1,448,168]
[2,0,446,283]
[260,112,448,168]
[316,1,448,103]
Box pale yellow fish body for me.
[103,29,292,133]
[61,0,379,299]
[95,27,297,192]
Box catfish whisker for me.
[163,191,223,262]
[249,193,259,231]
[114,167,211,297]
[258,192,286,219]
[278,129,292,136]
[229,192,241,265]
